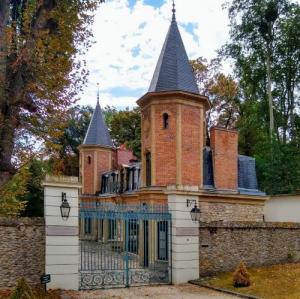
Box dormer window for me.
[87,156,92,164]
[163,113,169,129]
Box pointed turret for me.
[83,97,113,147]
[80,88,115,195]
[138,2,209,189]
[148,1,199,94]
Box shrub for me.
[233,261,251,287]
[9,278,35,299]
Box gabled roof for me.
[83,101,113,147]
[148,12,199,94]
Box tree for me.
[191,57,240,144]
[259,1,279,137]
[0,165,29,216]
[47,105,93,176]
[222,0,300,194]
[20,159,45,217]
[222,0,300,145]
[0,0,102,182]
[104,106,141,158]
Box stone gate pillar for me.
[43,175,81,290]
[167,189,199,284]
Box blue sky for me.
[79,0,231,109]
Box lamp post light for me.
[186,199,201,222]
[60,192,71,220]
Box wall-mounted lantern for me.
[60,192,71,220]
[187,199,201,222]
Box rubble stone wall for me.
[199,222,300,275]
[0,217,45,288]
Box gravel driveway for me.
[61,284,237,299]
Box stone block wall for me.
[199,222,300,276]
[0,217,45,288]
[199,201,264,222]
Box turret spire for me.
[148,0,199,95]
[172,0,176,21]
[96,82,100,105]
[83,83,113,147]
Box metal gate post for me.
[125,219,129,287]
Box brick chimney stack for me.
[210,127,238,191]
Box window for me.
[146,152,151,187]
[84,218,92,234]
[163,113,169,129]
[108,219,117,240]
[157,221,168,261]
[127,219,139,254]
[87,156,92,164]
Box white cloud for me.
[79,0,230,108]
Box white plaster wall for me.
[44,182,80,290]
[168,194,199,284]
[264,196,300,223]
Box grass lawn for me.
[0,287,63,299]
[204,263,300,299]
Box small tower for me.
[137,3,209,188]
[79,89,114,195]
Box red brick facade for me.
[80,147,113,194]
[210,127,238,190]
[154,103,177,186]
[138,92,208,188]
[117,144,136,165]
[181,104,203,186]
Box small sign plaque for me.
[41,274,51,293]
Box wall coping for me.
[199,221,300,229]
[43,175,81,189]
[0,217,44,227]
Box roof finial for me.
[172,0,176,21]
[96,82,100,104]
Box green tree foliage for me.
[0,166,29,216]
[104,106,141,158]
[0,0,102,179]
[191,57,240,144]
[222,0,300,194]
[48,105,93,176]
[20,159,44,217]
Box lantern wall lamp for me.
[186,199,201,222]
[60,192,71,220]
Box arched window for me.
[87,156,92,164]
[163,113,169,129]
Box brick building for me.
[77,4,269,285]
[79,6,266,219]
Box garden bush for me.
[233,261,251,287]
[9,278,35,299]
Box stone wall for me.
[0,217,45,288]
[199,222,300,276]
[199,202,264,222]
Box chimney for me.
[210,127,238,191]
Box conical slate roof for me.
[148,13,199,94]
[83,101,113,147]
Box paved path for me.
[62,284,237,299]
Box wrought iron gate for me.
[79,202,171,289]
